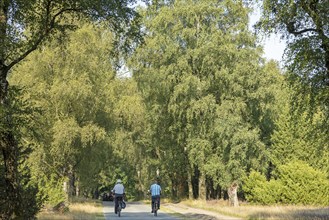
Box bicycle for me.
[153,196,159,216]
[116,197,123,217]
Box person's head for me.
[116,179,122,184]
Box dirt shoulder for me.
[162,203,243,220]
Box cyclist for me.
[150,179,161,213]
[112,179,125,214]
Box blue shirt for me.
[150,183,161,196]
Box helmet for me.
[116,179,122,183]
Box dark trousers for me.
[151,195,160,210]
[114,194,123,213]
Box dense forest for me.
[1,0,328,219]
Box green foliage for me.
[10,21,151,205]
[129,0,287,199]
[243,170,283,204]
[9,22,118,204]
[17,180,42,219]
[257,0,329,80]
[257,0,329,113]
[276,161,329,205]
[1,0,141,70]
[0,87,43,218]
[270,87,329,176]
[243,161,329,205]
[257,0,329,181]
[3,0,328,210]
[2,0,143,217]
[35,174,66,207]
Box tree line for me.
[1,0,328,219]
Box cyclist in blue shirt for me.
[149,179,161,213]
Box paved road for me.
[103,201,181,220]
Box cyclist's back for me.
[112,179,125,214]
[150,179,161,213]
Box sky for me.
[249,9,286,63]
[262,35,286,62]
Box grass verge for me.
[181,199,329,220]
[37,198,104,220]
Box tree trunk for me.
[68,167,75,197]
[187,168,193,199]
[171,177,178,199]
[198,170,206,200]
[228,182,239,207]
[324,44,329,85]
[76,178,80,197]
[0,69,20,219]
[178,173,188,199]
[191,166,199,199]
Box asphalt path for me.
[103,201,182,220]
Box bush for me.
[243,161,329,205]
[276,161,329,205]
[37,174,66,207]
[243,170,283,204]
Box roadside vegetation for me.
[1,0,328,219]
[37,198,329,220]
[37,198,104,220]
[181,200,329,220]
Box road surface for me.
[103,201,182,220]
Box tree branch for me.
[6,7,83,71]
[288,28,318,36]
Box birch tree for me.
[0,1,141,218]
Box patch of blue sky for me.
[249,8,286,63]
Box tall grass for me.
[37,198,104,220]
[181,199,329,220]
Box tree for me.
[0,1,141,218]
[8,21,112,206]
[270,83,329,176]
[130,0,283,200]
[0,87,44,218]
[105,78,148,200]
[257,0,329,87]
[9,21,134,204]
[257,0,329,126]
[257,0,329,183]
[10,20,151,204]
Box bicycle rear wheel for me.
[154,201,158,216]
[118,201,122,217]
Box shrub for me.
[243,170,283,204]
[37,174,66,207]
[275,161,329,205]
[242,161,329,205]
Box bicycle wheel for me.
[154,201,158,216]
[118,201,122,217]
